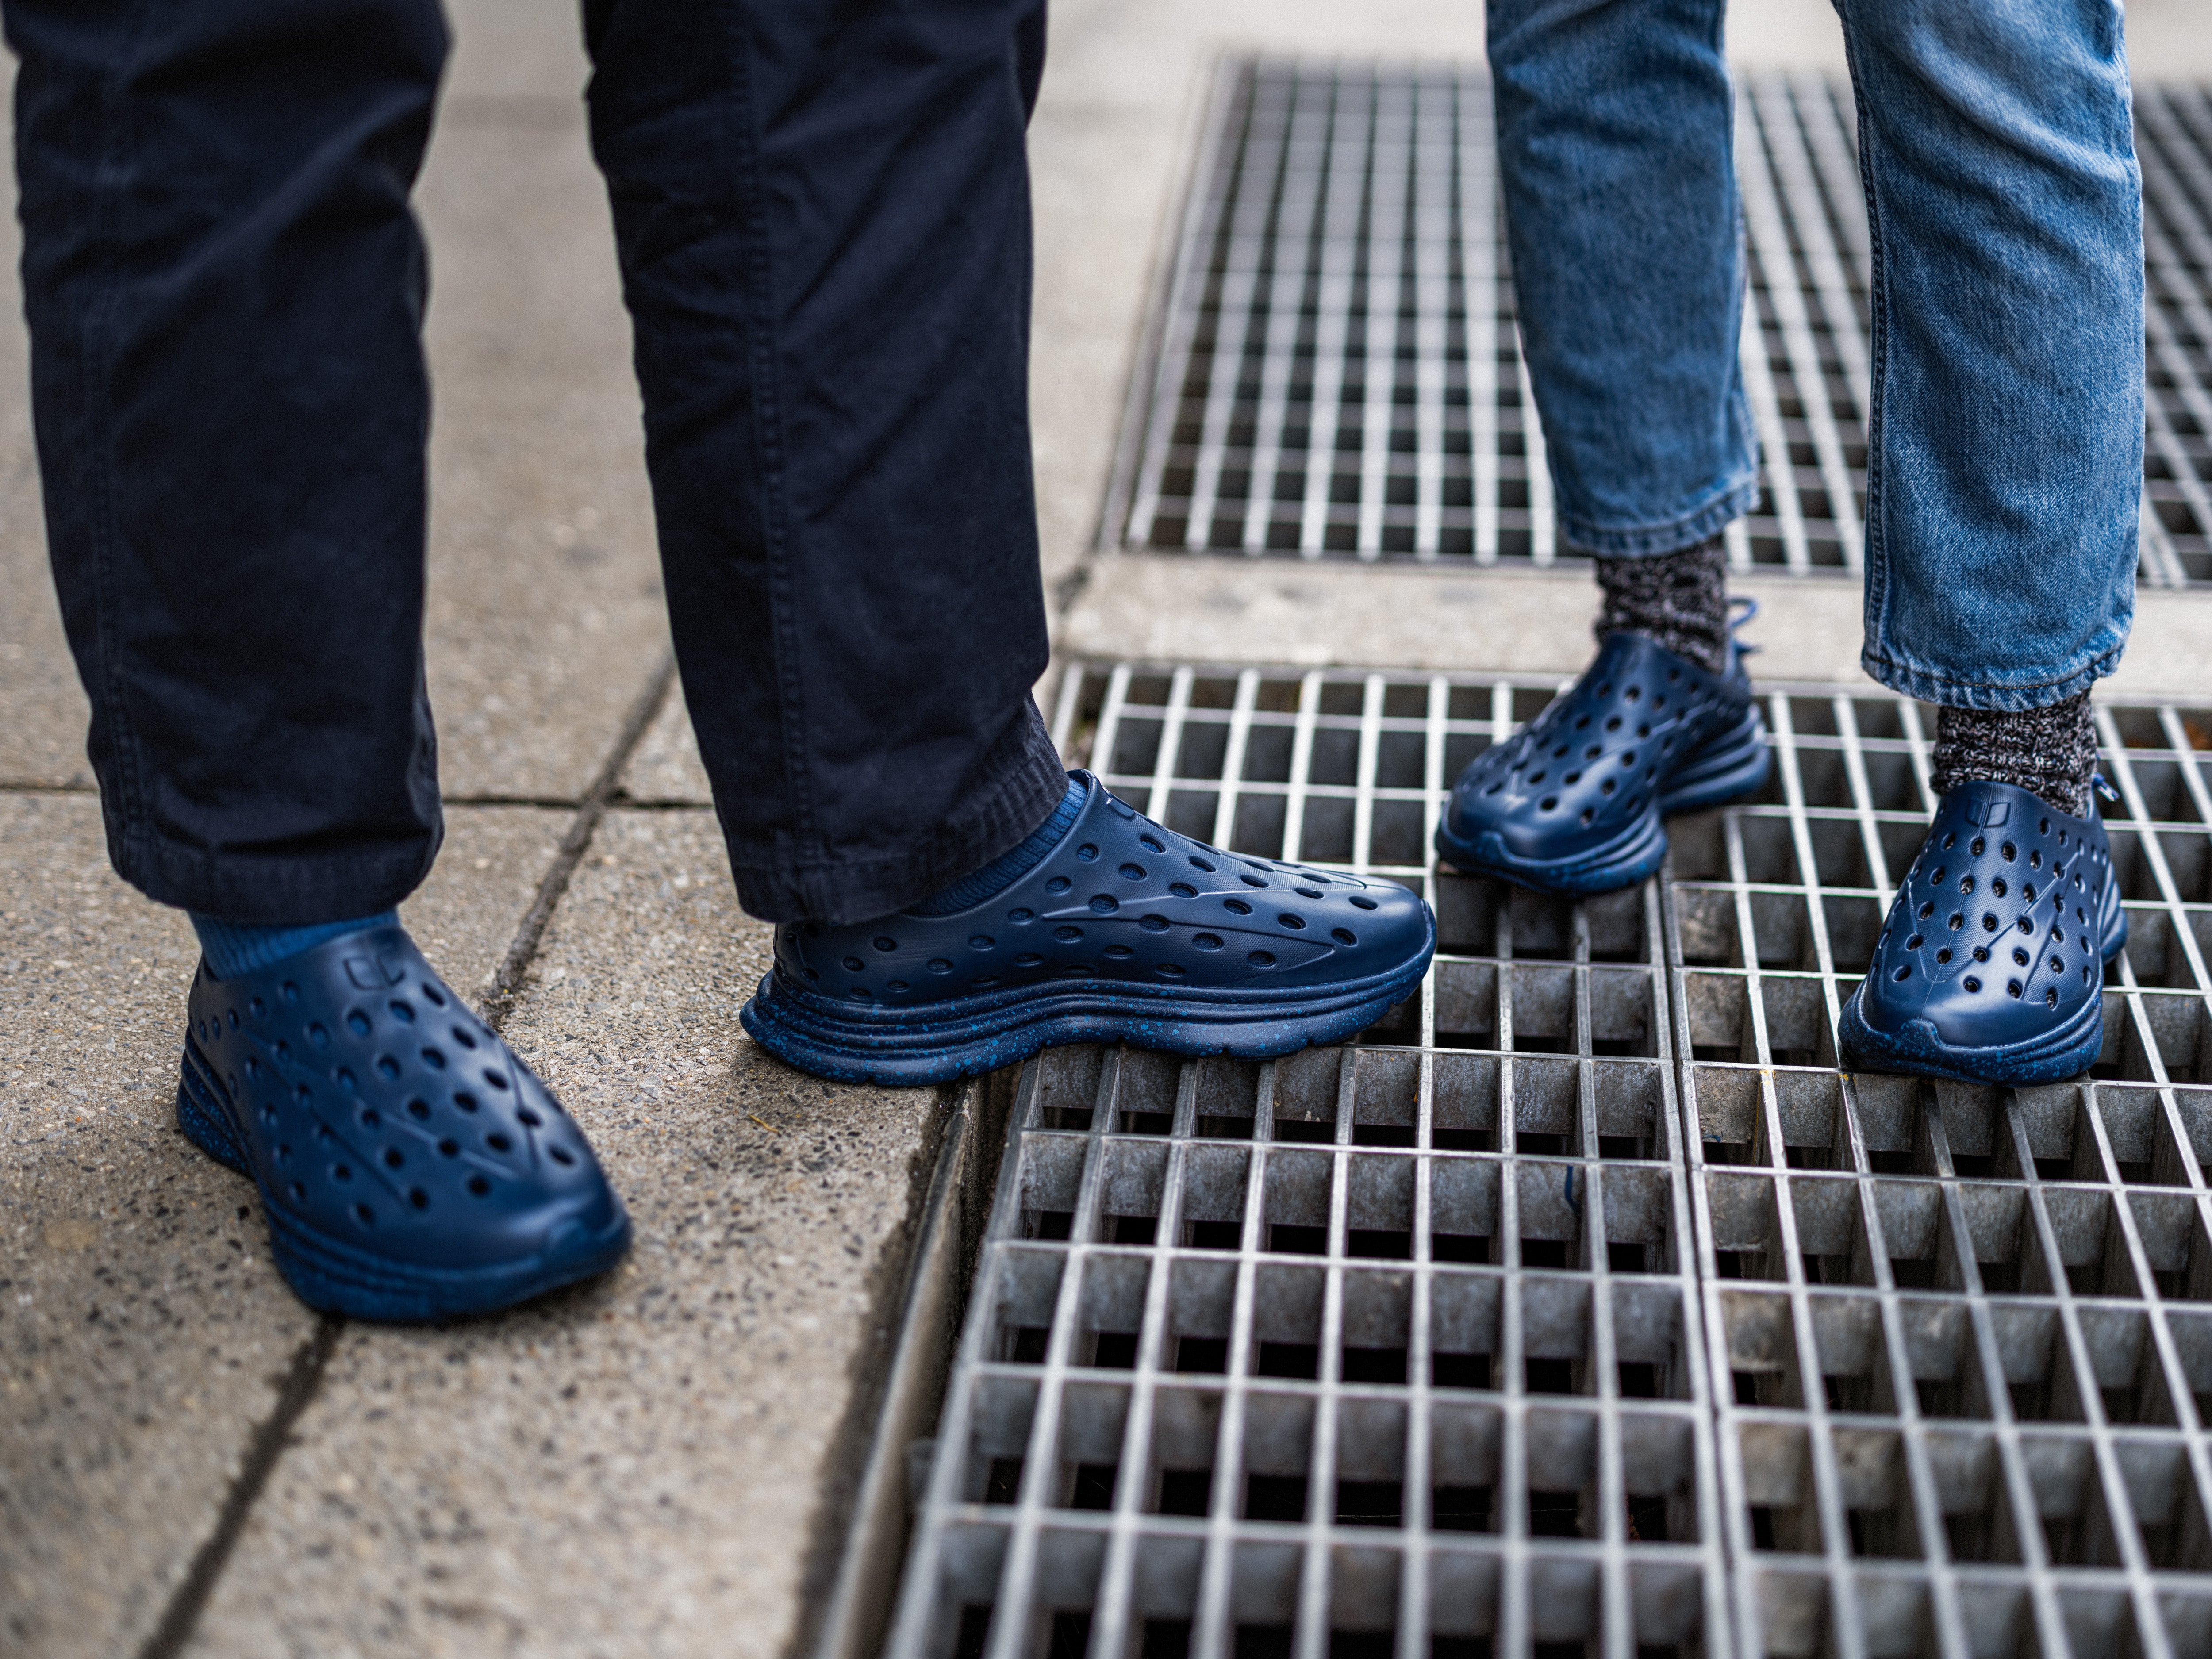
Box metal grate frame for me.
[883,662,2212,1659]
[1111,61,2212,585]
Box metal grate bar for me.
[1115,60,2212,587]
[891,660,2212,1659]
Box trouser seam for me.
[716,5,819,850]
[83,0,162,889]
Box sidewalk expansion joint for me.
[133,1316,342,1659]
[481,652,676,1030]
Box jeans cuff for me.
[729,699,1071,926]
[1557,477,1760,558]
[1859,635,2127,712]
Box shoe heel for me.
[175,1045,250,1175]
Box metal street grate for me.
[1109,61,2212,586]
[880,661,2212,1659]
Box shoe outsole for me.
[1434,702,1772,895]
[740,913,1436,1087]
[1836,853,2129,1087]
[177,1041,630,1323]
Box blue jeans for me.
[1490,0,2144,711]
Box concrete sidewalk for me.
[6,2,2211,1656]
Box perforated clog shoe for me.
[177,923,630,1321]
[1434,625,1770,895]
[1839,780,2127,1085]
[738,772,1435,1085]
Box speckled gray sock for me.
[1593,536,1729,673]
[1930,691,2099,817]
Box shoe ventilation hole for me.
[1540,796,1559,811]
[488,1133,512,1152]
[1225,899,1253,915]
[347,1012,371,1036]
[2047,988,2060,1007]
[468,1175,491,1196]
[1983,914,1999,932]
[421,1048,446,1071]
[1139,916,1169,933]
[1970,837,1985,856]
[1010,908,1033,923]
[382,1148,403,1168]
[1936,949,1952,964]
[1119,863,1144,880]
[1350,896,1378,910]
[1194,933,1224,950]
[874,937,897,952]
[2008,980,2024,998]
[1949,913,1964,930]
[409,1188,429,1209]
[1046,877,1071,894]
[438,1138,459,1156]
[1959,875,1975,894]
[549,1146,575,1166]
[1075,844,1098,862]
[1189,856,1215,871]
[1248,951,1275,968]
[1580,809,1595,826]
[1991,879,2008,898]
[2014,948,2030,966]
[354,1203,374,1226]
[1158,964,1187,978]
[1893,966,1910,982]
[1906,934,1923,949]
[455,1091,479,1113]
[1333,929,1356,945]
[1090,896,1119,914]
[1054,926,1082,942]
[389,1000,414,1024]
[1141,834,1165,852]
[1241,874,1267,888]
[1974,947,1990,963]
[1278,914,1306,930]
[517,1108,541,1127]
[1918,902,1934,919]
[1964,976,1982,992]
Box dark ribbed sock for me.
[907,774,1086,917]
[1593,536,1730,673]
[191,910,398,980]
[1930,691,2099,818]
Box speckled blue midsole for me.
[740,914,1436,1086]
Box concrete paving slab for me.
[0,802,565,1659]
[189,808,948,1659]
[618,690,714,807]
[1061,550,2212,704]
[416,88,669,804]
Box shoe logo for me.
[1963,799,2011,828]
[344,955,405,990]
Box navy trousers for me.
[12,0,1066,928]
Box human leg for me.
[585,0,1433,1083]
[1436,0,1768,894]
[1831,0,2141,1082]
[10,0,628,1317]
[582,0,1067,929]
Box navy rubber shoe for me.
[1434,621,1770,895]
[738,772,1435,1086]
[176,922,630,1322]
[1838,780,2128,1086]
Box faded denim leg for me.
[1487,0,1760,558]
[1841,0,2143,712]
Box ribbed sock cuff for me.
[1594,537,1730,673]
[907,774,1085,917]
[1930,692,2098,818]
[190,910,399,980]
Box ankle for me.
[1929,692,2097,817]
[1593,536,1729,673]
[905,774,1086,918]
[190,910,398,980]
